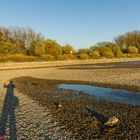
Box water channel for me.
[59,84,140,105]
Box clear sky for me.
[0,0,140,49]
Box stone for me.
[104,116,119,127]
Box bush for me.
[127,46,138,54]
[0,54,40,62]
[12,54,28,62]
[79,53,89,60]
[102,51,114,58]
[61,54,76,60]
[115,50,124,57]
[27,56,39,61]
[123,53,140,58]
[89,50,100,59]
[41,54,54,61]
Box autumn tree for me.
[44,39,62,58]
[62,44,76,54]
[0,27,44,48]
[34,41,45,56]
[115,31,140,53]
[78,48,89,54]
[127,46,138,54]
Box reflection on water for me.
[59,84,140,105]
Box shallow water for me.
[119,61,140,65]
[59,84,140,105]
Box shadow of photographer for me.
[0,81,19,140]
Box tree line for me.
[0,27,140,62]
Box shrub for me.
[115,50,124,57]
[0,54,40,62]
[89,50,100,59]
[56,54,76,60]
[41,54,54,61]
[102,51,114,58]
[27,56,39,61]
[0,54,28,62]
[127,46,138,54]
[79,53,89,60]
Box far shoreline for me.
[0,57,140,70]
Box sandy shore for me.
[0,59,140,139]
[0,59,140,92]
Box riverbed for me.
[59,84,140,105]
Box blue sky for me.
[0,0,140,49]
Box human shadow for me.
[0,81,19,140]
[86,106,108,124]
[44,135,51,140]
[86,106,108,133]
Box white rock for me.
[104,116,119,127]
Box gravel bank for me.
[13,77,140,140]
[0,60,140,92]
[0,57,140,70]
[0,59,140,139]
[0,87,72,139]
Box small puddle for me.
[59,84,140,105]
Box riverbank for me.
[0,57,140,70]
[0,59,139,139]
[0,59,140,93]
[13,77,140,139]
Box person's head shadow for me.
[86,106,108,134]
[0,81,19,139]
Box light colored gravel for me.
[0,88,73,139]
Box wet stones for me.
[12,77,140,139]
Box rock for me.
[58,104,63,108]
[53,102,63,109]
[104,116,119,127]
